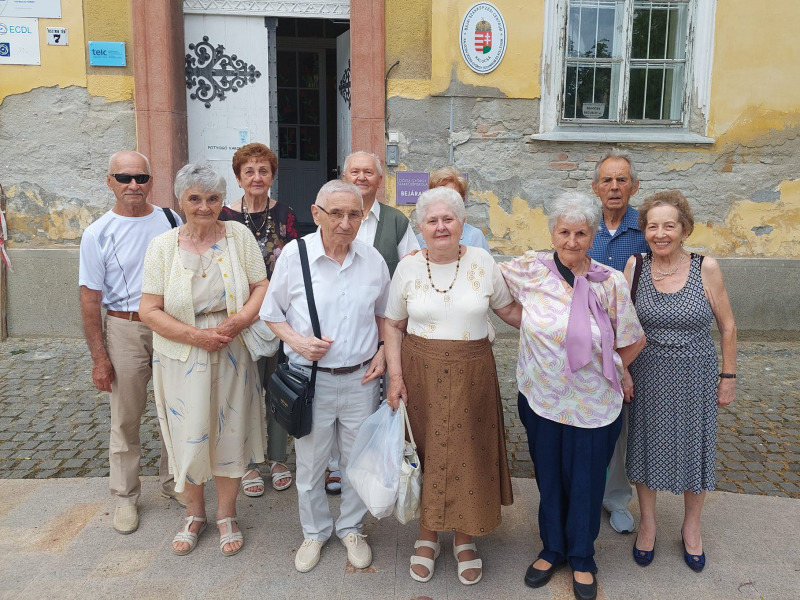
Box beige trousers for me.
[104,315,170,506]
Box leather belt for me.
[315,359,371,376]
[107,310,141,322]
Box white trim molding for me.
[183,1,350,18]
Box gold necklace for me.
[425,249,461,294]
[182,227,217,278]
[652,253,686,281]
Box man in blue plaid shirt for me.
[588,149,649,535]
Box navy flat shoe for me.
[633,536,655,566]
[682,535,706,572]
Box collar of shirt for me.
[306,229,369,270]
[602,205,640,236]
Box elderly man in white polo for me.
[260,180,390,573]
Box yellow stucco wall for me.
[0,0,134,104]
[385,0,800,258]
[387,0,542,100]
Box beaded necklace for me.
[242,196,271,247]
[425,248,461,294]
[652,252,687,281]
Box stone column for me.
[131,1,188,210]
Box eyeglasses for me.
[111,173,151,184]
[316,205,364,222]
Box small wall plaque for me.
[88,41,126,67]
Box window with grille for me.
[562,0,688,124]
[534,0,715,142]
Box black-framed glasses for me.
[111,173,151,184]
[316,205,363,222]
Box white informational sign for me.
[46,26,66,45]
[204,128,251,161]
[0,0,60,18]
[0,17,40,65]
[460,2,507,75]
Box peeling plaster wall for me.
[384,0,800,329]
[385,1,800,261]
[0,86,136,246]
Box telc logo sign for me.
[0,23,34,34]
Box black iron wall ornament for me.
[338,59,351,110]
[185,36,262,108]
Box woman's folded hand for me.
[193,328,234,352]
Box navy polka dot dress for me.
[627,253,718,494]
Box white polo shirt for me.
[260,231,391,369]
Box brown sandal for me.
[325,470,341,495]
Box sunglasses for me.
[111,173,151,184]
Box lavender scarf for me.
[541,253,621,396]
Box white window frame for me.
[533,0,716,143]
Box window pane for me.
[277,52,297,87]
[298,52,320,89]
[298,89,320,125]
[279,127,297,159]
[299,126,320,161]
[628,64,683,120]
[278,89,297,124]
[632,2,687,60]
[567,1,619,58]
[563,63,616,120]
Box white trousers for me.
[294,365,380,541]
[603,403,633,512]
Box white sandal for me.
[171,516,207,556]
[217,517,244,557]
[241,468,265,497]
[268,461,293,491]
[409,539,440,582]
[453,541,483,585]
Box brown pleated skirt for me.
[402,334,513,536]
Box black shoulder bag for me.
[268,238,319,439]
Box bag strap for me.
[297,238,319,387]
[630,252,644,304]
[162,206,179,229]
[400,402,417,449]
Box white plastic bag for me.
[346,402,404,519]
[394,403,422,524]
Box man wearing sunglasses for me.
[79,151,184,534]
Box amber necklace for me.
[425,248,461,294]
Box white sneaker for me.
[113,505,139,534]
[295,539,325,572]
[341,532,372,569]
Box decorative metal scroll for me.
[185,36,261,108]
[338,59,351,110]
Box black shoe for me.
[572,571,597,600]
[524,560,564,588]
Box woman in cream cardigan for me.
[139,164,268,557]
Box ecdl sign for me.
[88,41,126,67]
[0,17,40,65]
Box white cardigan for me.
[141,221,267,361]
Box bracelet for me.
[377,340,384,350]
[719,373,736,379]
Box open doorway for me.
[276,18,350,235]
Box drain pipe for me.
[384,61,400,138]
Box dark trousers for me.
[518,392,622,573]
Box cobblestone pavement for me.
[1,336,798,499]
